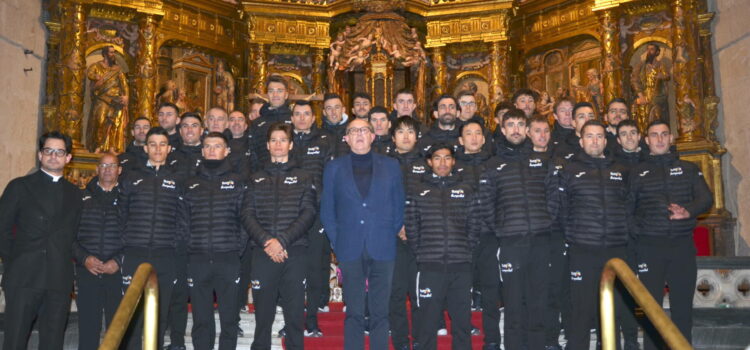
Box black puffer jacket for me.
[73,179,122,265]
[481,145,558,239]
[388,149,429,192]
[242,160,317,249]
[171,144,203,177]
[416,124,460,156]
[372,135,395,155]
[249,103,293,168]
[454,148,493,188]
[404,172,483,268]
[118,162,183,249]
[290,126,335,184]
[322,117,351,157]
[179,160,247,255]
[550,121,574,149]
[119,142,149,175]
[613,146,646,168]
[629,153,713,238]
[552,132,581,161]
[556,153,631,247]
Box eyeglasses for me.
[98,163,119,169]
[459,101,477,107]
[346,127,373,135]
[41,148,67,157]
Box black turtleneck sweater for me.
[352,151,373,198]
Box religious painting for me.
[170,50,214,115]
[453,75,491,120]
[629,41,675,133]
[82,46,130,153]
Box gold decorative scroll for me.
[249,43,268,94]
[671,0,704,141]
[431,46,447,96]
[58,1,87,143]
[136,15,159,122]
[248,15,330,49]
[598,8,623,105]
[488,40,510,130]
[425,13,509,48]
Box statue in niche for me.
[632,43,671,128]
[86,45,129,153]
[537,91,555,119]
[462,81,489,119]
[214,61,235,112]
[157,80,178,106]
[585,68,604,114]
[176,88,190,114]
[570,65,588,103]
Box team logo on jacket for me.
[187,278,194,288]
[245,150,252,157]
[456,167,464,172]
[412,165,425,174]
[254,177,266,183]
[189,183,200,189]
[169,159,178,166]
[284,176,298,184]
[251,280,261,290]
[120,159,129,164]
[418,288,432,298]
[496,163,507,171]
[235,277,241,284]
[529,158,542,168]
[670,167,683,176]
[221,180,235,190]
[639,170,650,177]
[82,195,92,201]
[419,189,430,196]
[122,275,133,285]
[257,121,267,127]
[564,153,575,160]
[575,171,586,178]
[570,270,583,281]
[500,263,513,273]
[610,172,623,181]
[307,146,320,155]
[162,179,176,189]
[450,189,465,198]
[132,179,144,186]
[638,263,649,273]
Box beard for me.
[106,55,117,66]
[438,113,456,126]
[646,51,658,65]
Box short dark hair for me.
[553,97,575,114]
[267,122,293,141]
[368,106,389,119]
[249,98,265,107]
[395,88,414,99]
[432,94,461,114]
[426,142,455,158]
[204,131,229,145]
[132,116,151,126]
[512,88,538,104]
[323,93,343,104]
[146,126,170,142]
[607,98,629,115]
[158,102,180,115]
[207,106,228,116]
[390,116,419,137]
[646,119,670,133]
[493,101,515,119]
[266,75,288,90]
[573,102,595,117]
[528,114,550,128]
[616,119,639,135]
[459,120,484,136]
[455,90,476,100]
[352,92,372,102]
[502,108,527,125]
[581,120,607,135]
[292,100,312,112]
[39,131,73,154]
[180,112,203,124]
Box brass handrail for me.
[600,257,693,350]
[98,263,159,350]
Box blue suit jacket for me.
[321,152,405,262]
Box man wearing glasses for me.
[321,118,405,350]
[0,132,83,350]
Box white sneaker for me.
[318,305,330,312]
[437,328,448,336]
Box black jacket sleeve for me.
[404,192,420,253]
[277,176,317,249]
[0,179,21,262]
[241,180,275,247]
[684,165,713,218]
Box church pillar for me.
[597,8,623,106]
[698,12,719,144]
[43,20,62,133]
[488,40,510,130]
[136,14,159,122]
[671,0,704,141]
[431,46,447,96]
[58,0,86,143]
[312,47,325,125]
[249,43,268,94]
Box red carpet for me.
[283,302,487,349]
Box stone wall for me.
[710,0,750,255]
[0,0,47,192]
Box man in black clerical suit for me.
[0,131,83,350]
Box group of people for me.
[0,74,712,350]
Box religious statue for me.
[632,43,671,130]
[86,46,129,153]
[585,68,604,114]
[176,88,190,114]
[537,90,555,121]
[570,65,588,103]
[156,79,178,106]
[214,61,235,112]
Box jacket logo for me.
[132,179,144,186]
[307,146,320,155]
[235,277,241,284]
[120,159,129,164]
[162,179,176,189]
[638,263,649,273]
[575,171,586,178]
[670,167,683,176]
[419,189,430,196]
[423,145,432,152]
[169,159,178,166]
[639,170,650,177]
[610,172,623,181]
[529,158,542,167]
[456,167,464,172]
[320,135,328,139]
[284,176,298,184]
[189,183,199,189]
[564,153,575,160]
[221,181,235,190]
[450,189,465,198]
[251,280,261,290]
[122,275,133,285]
[571,270,583,281]
[500,263,513,273]
[254,177,266,183]
[82,195,92,201]
[412,165,425,174]
[187,278,194,288]
[497,163,507,171]
[245,150,252,157]
[257,121,267,127]
[418,288,432,298]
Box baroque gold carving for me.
[58,1,87,142]
[89,6,137,22]
[431,46,447,96]
[598,8,623,105]
[488,40,509,130]
[426,13,509,48]
[250,43,268,94]
[248,15,329,49]
[136,15,159,121]
[671,0,703,141]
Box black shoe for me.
[412,342,420,350]
[544,345,563,350]
[471,290,482,311]
[277,326,287,338]
[483,343,501,350]
[163,345,186,350]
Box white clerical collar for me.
[41,168,62,182]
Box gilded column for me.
[43,20,62,133]
[489,40,510,130]
[698,12,719,144]
[671,0,704,141]
[58,1,86,143]
[431,46,447,96]
[136,15,158,121]
[250,43,268,94]
[312,47,325,125]
[597,8,623,105]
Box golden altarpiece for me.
[41,0,732,254]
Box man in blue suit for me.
[321,118,405,350]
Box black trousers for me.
[166,243,188,346]
[414,264,472,350]
[545,236,570,347]
[305,224,332,330]
[238,243,253,309]
[188,254,241,350]
[567,244,629,350]
[499,236,550,350]
[389,240,418,348]
[121,249,177,350]
[75,265,122,350]
[620,240,640,350]
[251,245,307,350]
[2,286,71,350]
[473,234,501,346]
[637,236,696,350]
